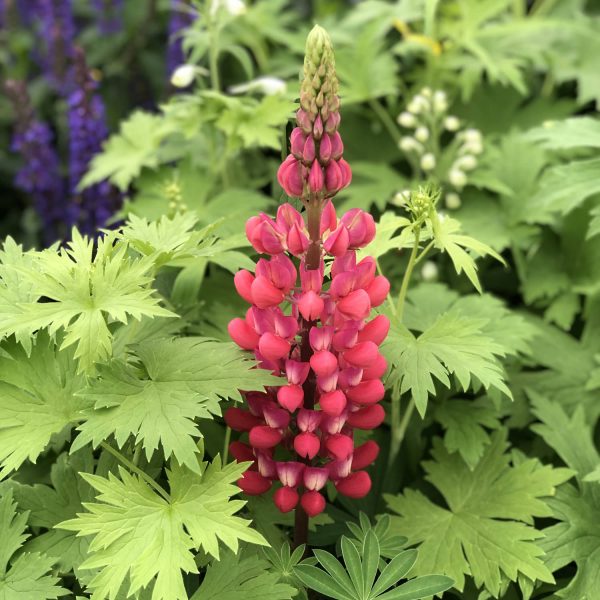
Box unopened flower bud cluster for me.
[396,87,484,210]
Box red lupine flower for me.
[227,25,387,519]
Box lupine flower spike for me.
[228,26,389,530]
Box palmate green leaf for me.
[404,283,537,358]
[382,312,510,416]
[190,547,296,600]
[80,111,174,191]
[385,430,571,597]
[526,158,600,223]
[530,394,600,599]
[430,214,504,293]
[434,398,501,470]
[59,459,267,600]
[524,117,600,149]
[216,93,295,150]
[0,491,68,599]
[0,335,90,479]
[336,21,398,104]
[0,231,174,374]
[12,451,95,572]
[359,213,411,261]
[73,337,280,471]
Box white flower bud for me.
[462,140,483,155]
[397,111,417,128]
[211,0,246,16]
[393,189,411,206]
[170,64,196,88]
[408,94,428,115]
[456,155,477,171]
[399,136,422,153]
[443,116,460,131]
[229,76,287,96]
[421,260,439,281]
[415,126,429,142]
[445,193,461,209]
[448,169,467,188]
[433,90,447,113]
[464,128,482,144]
[420,153,436,171]
[421,87,432,98]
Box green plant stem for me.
[209,32,221,92]
[413,240,434,266]
[223,425,232,463]
[396,227,421,319]
[369,99,402,145]
[387,228,422,473]
[100,441,171,503]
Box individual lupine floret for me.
[226,205,388,516]
[396,87,484,209]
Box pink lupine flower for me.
[228,25,387,523]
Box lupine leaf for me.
[191,547,296,600]
[73,337,280,470]
[0,231,175,373]
[0,336,90,479]
[524,117,600,149]
[382,312,511,416]
[0,491,68,599]
[385,431,571,596]
[59,459,268,600]
[361,212,411,261]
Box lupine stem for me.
[223,425,232,463]
[294,197,322,551]
[100,441,171,502]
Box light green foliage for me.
[12,451,95,572]
[0,492,68,599]
[73,337,279,470]
[530,394,600,599]
[81,111,174,191]
[434,398,501,470]
[0,231,174,373]
[0,336,90,479]
[191,547,296,600]
[429,213,504,293]
[295,529,453,600]
[59,459,268,600]
[382,311,510,416]
[385,431,571,596]
[524,117,600,149]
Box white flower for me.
[399,136,422,153]
[455,155,477,171]
[463,128,482,144]
[415,126,429,142]
[462,140,483,155]
[421,260,439,281]
[433,90,447,113]
[448,168,467,188]
[170,64,197,88]
[211,0,246,17]
[397,111,417,128]
[229,76,287,96]
[443,116,460,131]
[420,153,436,171]
[408,94,428,114]
[393,189,411,206]
[445,192,461,209]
